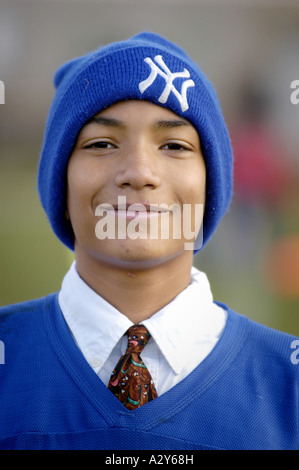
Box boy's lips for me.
[113,203,170,219]
[97,202,171,216]
[112,203,169,212]
[97,202,170,219]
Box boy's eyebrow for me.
[152,119,191,129]
[85,116,126,128]
[85,117,191,130]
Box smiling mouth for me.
[97,202,171,219]
[118,204,169,219]
[94,197,204,250]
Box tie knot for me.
[126,325,151,354]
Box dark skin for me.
[67,100,206,323]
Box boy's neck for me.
[74,251,194,324]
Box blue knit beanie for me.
[38,32,233,252]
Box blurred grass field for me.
[0,160,73,305]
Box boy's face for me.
[67,100,206,270]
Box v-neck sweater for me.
[0,293,298,450]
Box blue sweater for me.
[0,293,298,450]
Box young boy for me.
[0,32,298,450]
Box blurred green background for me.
[1,0,299,335]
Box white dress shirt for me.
[58,261,227,396]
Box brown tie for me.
[108,325,158,410]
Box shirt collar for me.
[59,261,224,376]
[142,267,222,374]
[59,261,133,371]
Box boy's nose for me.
[115,145,161,190]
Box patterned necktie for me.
[108,325,158,410]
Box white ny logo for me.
[138,55,195,112]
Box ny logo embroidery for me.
[138,55,195,112]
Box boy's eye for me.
[161,142,190,151]
[84,141,116,149]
